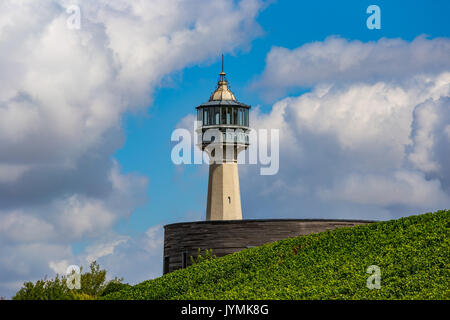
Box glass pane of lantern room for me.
[221,107,226,124]
[209,108,214,126]
[233,107,238,125]
[226,107,232,124]
[215,107,220,125]
[203,109,208,125]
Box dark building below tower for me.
[163,219,373,274]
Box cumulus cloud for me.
[240,37,450,221]
[254,36,450,99]
[319,171,448,208]
[0,0,263,297]
[0,161,147,243]
[408,97,450,189]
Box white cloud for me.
[144,225,164,252]
[319,170,448,208]
[0,164,29,183]
[84,238,129,264]
[0,211,56,243]
[408,97,450,177]
[254,36,450,99]
[0,243,72,282]
[55,196,118,240]
[49,260,70,275]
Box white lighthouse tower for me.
[196,56,250,220]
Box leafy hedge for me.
[104,210,449,300]
[13,261,126,300]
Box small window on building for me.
[228,196,231,204]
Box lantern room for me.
[196,68,251,150]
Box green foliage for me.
[13,261,126,300]
[79,261,106,297]
[13,275,76,300]
[99,281,131,297]
[103,210,450,300]
[71,291,96,300]
[190,248,216,265]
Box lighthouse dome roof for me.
[209,76,236,102]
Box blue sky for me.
[0,0,449,297]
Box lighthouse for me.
[163,57,372,273]
[196,56,250,220]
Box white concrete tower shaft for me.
[206,162,242,220]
